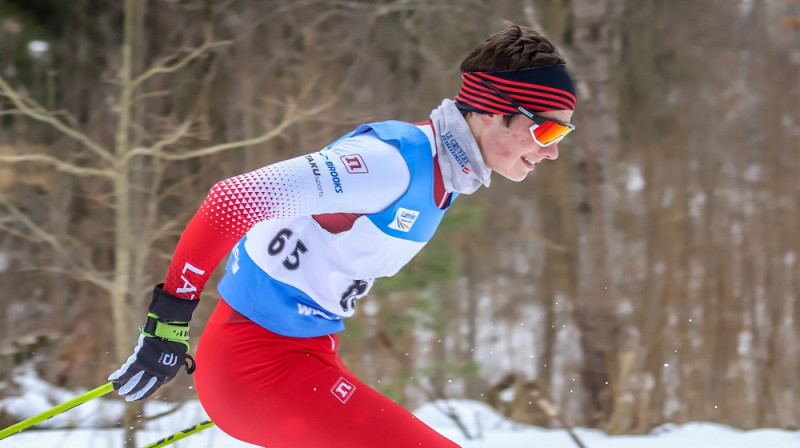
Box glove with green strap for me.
[109,284,199,401]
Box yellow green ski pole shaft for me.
[140,419,216,448]
[0,381,116,441]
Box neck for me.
[429,98,492,195]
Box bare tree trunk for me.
[115,1,141,446]
[569,0,622,427]
[110,0,137,366]
[536,156,577,392]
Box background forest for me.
[1,0,799,438]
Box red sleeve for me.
[161,165,307,300]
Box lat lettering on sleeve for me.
[176,262,206,298]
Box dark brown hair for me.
[460,23,566,73]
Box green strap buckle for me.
[141,313,191,351]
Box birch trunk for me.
[569,0,622,427]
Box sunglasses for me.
[480,80,575,147]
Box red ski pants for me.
[194,299,460,448]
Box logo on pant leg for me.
[331,377,356,404]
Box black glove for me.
[109,284,199,401]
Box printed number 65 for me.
[268,228,307,271]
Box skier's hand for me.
[109,284,199,401]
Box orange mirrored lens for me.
[531,121,572,146]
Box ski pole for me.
[0,381,116,441]
[140,419,216,448]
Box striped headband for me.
[455,64,576,114]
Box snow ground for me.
[2,366,800,447]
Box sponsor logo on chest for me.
[305,155,325,197]
[341,154,368,174]
[388,207,420,232]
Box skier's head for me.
[456,23,575,118]
[456,23,576,182]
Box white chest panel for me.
[243,216,426,317]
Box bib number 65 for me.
[268,228,307,271]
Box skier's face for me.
[476,110,573,182]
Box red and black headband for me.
[455,64,576,114]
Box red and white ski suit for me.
[161,120,463,447]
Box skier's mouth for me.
[521,155,537,169]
